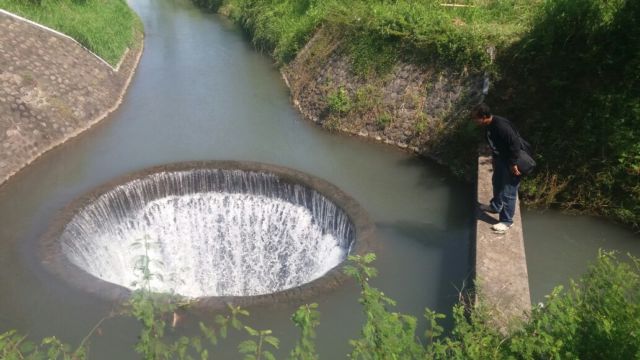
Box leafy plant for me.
[2,250,640,359]
[0,331,86,360]
[289,304,320,360]
[345,254,424,359]
[375,112,392,130]
[204,0,537,70]
[353,85,382,113]
[238,326,280,360]
[326,86,352,114]
[347,34,397,77]
[414,113,427,135]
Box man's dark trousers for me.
[490,157,521,225]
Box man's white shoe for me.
[491,222,512,233]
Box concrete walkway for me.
[475,153,531,330]
[0,11,143,185]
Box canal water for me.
[0,0,637,357]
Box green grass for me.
[491,0,640,228]
[0,0,141,66]
[199,0,540,71]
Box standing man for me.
[471,103,522,233]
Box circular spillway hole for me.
[50,163,364,300]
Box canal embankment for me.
[280,26,484,168]
[200,0,640,229]
[0,9,143,185]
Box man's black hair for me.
[472,103,492,118]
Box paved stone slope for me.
[0,11,142,185]
[282,28,484,159]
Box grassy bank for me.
[492,0,640,228]
[195,0,639,229]
[197,0,538,72]
[0,0,141,66]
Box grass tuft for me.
[0,0,141,66]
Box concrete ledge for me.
[475,153,531,330]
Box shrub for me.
[414,113,427,135]
[375,112,392,130]
[326,86,352,114]
[352,85,383,114]
[2,251,639,359]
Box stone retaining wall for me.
[0,10,143,185]
[281,28,484,161]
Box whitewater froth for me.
[59,169,354,298]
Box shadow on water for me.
[369,157,475,329]
[396,156,475,230]
[376,220,473,319]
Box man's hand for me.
[511,164,521,176]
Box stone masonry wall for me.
[282,28,484,159]
[0,11,143,185]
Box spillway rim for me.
[39,160,375,309]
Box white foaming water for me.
[60,170,354,297]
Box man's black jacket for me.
[486,115,521,166]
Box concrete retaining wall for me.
[0,10,143,186]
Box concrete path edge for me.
[475,153,532,331]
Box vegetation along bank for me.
[193,0,640,229]
[3,252,639,359]
[0,0,142,66]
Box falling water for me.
[60,169,355,297]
